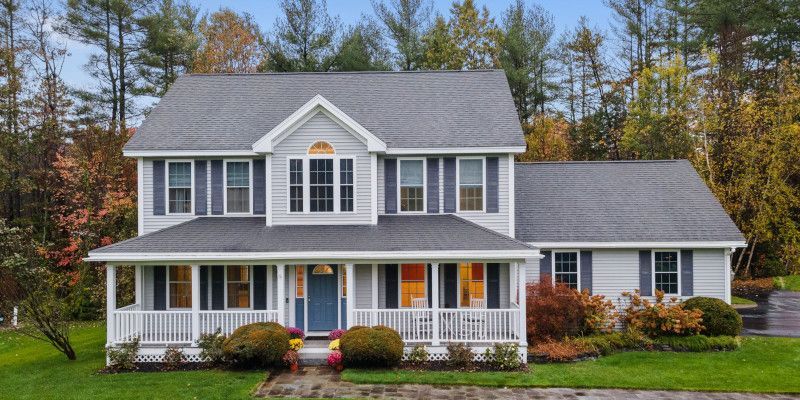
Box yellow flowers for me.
[289,338,304,351]
[328,339,340,351]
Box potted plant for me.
[327,350,343,372]
[283,350,299,372]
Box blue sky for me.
[60,1,613,101]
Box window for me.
[340,159,354,212]
[289,159,303,212]
[309,159,334,212]
[312,264,334,274]
[458,158,484,211]
[167,162,192,214]
[227,265,250,308]
[225,161,250,213]
[168,266,192,308]
[400,264,426,307]
[459,262,484,307]
[308,141,335,155]
[295,266,304,297]
[341,266,347,297]
[654,251,679,295]
[399,159,424,212]
[553,252,579,290]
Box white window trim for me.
[285,154,357,214]
[551,250,581,291]
[165,160,194,215]
[165,265,192,310]
[652,249,681,296]
[223,265,254,310]
[456,262,488,309]
[223,159,253,215]
[455,156,486,213]
[397,263,428,309]
[397,157,427,213]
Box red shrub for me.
[526,276,585,344]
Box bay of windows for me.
[553,251,579,290]
[289,159,304,212]
[225,161,251,213]
[309,159,334,212]
[399,159,424,212]
[288,151,354,213]
[340,159,354,212]
[167,162,192,214]
[654,251,679,295]
[458,158,484,211]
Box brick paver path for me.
[255,366,798,399]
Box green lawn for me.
[774,275,800,291]
[342,337,800,393]
[732,295,757,306]
[0,323,265,400]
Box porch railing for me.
[352,308,521,344]
[111,305,280,344]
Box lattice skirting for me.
[402,345,527,364]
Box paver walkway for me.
[255,366,799,399]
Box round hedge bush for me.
[222,322,290,367]
[683,297,742,336]
[339,325,404,367]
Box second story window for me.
[458,158,484,212]
[167,161,192,214]
[310,159,334,212]
[340,159,354,212]
[399,159,424,212]
[225,161,251,213]
[289,159,303,212]
[288,141,354,214]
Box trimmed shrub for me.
[526,276,585,343]
[654,335,740,352]
[107,337,140,371]
[683,297,743,336]
[222,322,290,367]
[485,343,521,371]
[529,338,596,362]
[445,342,475,369]
[573,330,654,355]
[407,345,429,365]
[621,290,703,337]
[198,329,226,364]
[732,278,774,299]
[162,347,186,371]
[339,325,403,367]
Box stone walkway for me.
[255,367,799,399]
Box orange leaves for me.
[621,290,704,337]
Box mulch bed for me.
[398,361,528,372]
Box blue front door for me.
[307,264,338,331]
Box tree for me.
[419,14,460,70]
[448,0,502,69]
[138,0,199,96]
[372,0,431,70]
[0,0,24,223]
[192,8,264,73]
[516,116,572,162]
[265,0,339,72]
[330,18,391,71]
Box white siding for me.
[498,263,510,308]
[693,249,727,300]
[354,264,372,309]
[271,112,372,225]
[142,266,154,310]
[141,159,201,234]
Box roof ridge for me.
[183,69,502,77]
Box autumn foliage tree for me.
[192,8,264,73]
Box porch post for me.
[106,264,117,346]
[516,262,527,346]
[431,262,440,346]
[134,265,142,305]
[191,265,201,343]
[276,264,286,325]
[345,263,354,328]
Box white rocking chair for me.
[411,297,432,341]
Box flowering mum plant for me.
[289,338,304,351]
[287,327,305,340]
[328,339,340,351]
[327,350,343,369]
[328,329,345,340]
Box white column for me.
[134,265,142,305]
[276,264,286,325]
[345,263,355,329]
[724,248,733,304]
[431,262,440,346]
[106,264,117,346]
[267,265,273,310]
[516,262,527,346]
[191,265,201,343]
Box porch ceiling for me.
[87,215,537,263]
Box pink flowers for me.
[328,329,345,340]
[327,350,343,370]
[286,327,305,340]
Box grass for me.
[774,275,800,291]
[0,322,265,400]
[732,295,757,306]
[342,337,800,393]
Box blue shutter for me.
[487,263,500,309]
[385,264,398,308]
[210,160,223,215]
[443,158,456,213]
[211,266,224,310]
[426,158,439,213]
[252,159,266,215]
[443,263,457,308]
[195,160,207,215]
[539,251,552,283]
[152,160,165,215]
[153,266,166,310]
[253,265,267,310]
[681,250,694,296]
[486,157,499,213]
[427,264,433,306]
[200,266,209,310]
[580,251,592,294]
[639,250,652,296]
[384,159,397,214]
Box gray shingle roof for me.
[90,214,533,254]
[514,160,744,243]
[125,70,524,151]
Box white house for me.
[87,70,745,363]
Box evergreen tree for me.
[266,0,339,72]
[372,0,431,70]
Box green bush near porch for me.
[340,325,404,367]
[222,322,290,367]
